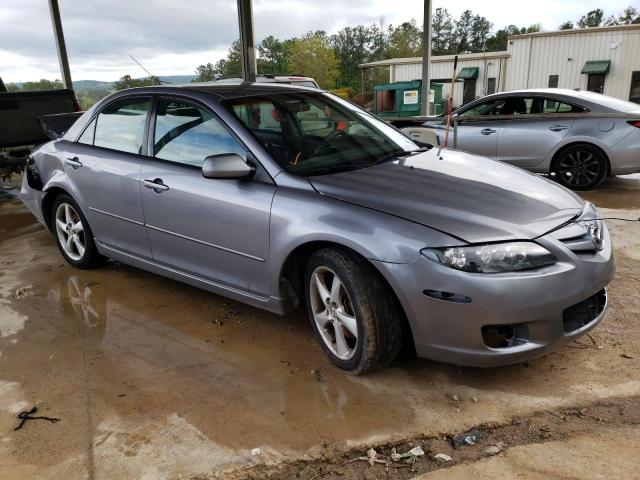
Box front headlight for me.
[422,242,557,273]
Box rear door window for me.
[94,97,151,154]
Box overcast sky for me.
[1,0,638,82]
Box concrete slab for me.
[0,175,639,479]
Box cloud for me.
[0,0,635,81]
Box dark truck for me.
[0,76,82,175]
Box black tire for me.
[51,194,104,269]
[553,144,608,191]
[304,247,403,375]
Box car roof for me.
[483,88,581,98]
[461,88,640,113]
[118,82,322,100]
[213,75,317,83]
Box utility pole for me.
[48,0,73,90]
[237,0,257,82]
[420,0,432,116]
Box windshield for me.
[224,92,420,176]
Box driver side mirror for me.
[202,153,254,179]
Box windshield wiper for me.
[373,147,430,165]
[304,165,364,176]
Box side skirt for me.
[95,241,290,315]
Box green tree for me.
[470,15,493,52]
[113,74,160,90]
[331,25,375,90]
[385,21,422,58]
[257,36,290,74]
[76,88,111,109]
[22,79,63,90]
[578,9,604,28]
[559,21,574,30]
[289,32,339,89]
[211,40,243,78]
[484,25,522,51]
[431,8,455,54]
[194,63,216,82]
[453,10,474,53]
[618,6,640,24]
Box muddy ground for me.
[0,175,639,480]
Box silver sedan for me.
[20,83,614,374]
[418,89,640,190]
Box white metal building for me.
[360,24,640,108]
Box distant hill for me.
[9,75,197,91]
[73,80,113,90]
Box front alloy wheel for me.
[309,266,359,360]
[305,248,403,375]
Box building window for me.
[630,71,640,104]
[548,75,559,88]
[487,77,497,95]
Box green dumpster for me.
[373,81,442,118]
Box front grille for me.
[563,289,607,333]
[551,222,598,253]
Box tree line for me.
[6,5,638,106]
[192,5,639,94]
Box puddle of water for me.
[1,191,640,478]
[581,174,640,210]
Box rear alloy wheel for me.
[554,144,607,191]
[52,194,103,268]
[305,248,403,375]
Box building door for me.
[463,79,476,105]
[587,74,605,94]
[630,71,640,104]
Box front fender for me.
[269,185,463,298]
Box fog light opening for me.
[423,289,472,304]
[482,324,528,349]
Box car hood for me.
[308,148,583,243]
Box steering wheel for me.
[311,129,348,158]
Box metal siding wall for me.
[507,29,640,99]
[384,28,640,103]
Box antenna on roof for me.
[128,54,171,84]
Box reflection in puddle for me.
[38,269,415,454]
[67,276,101,328]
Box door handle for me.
[480,128,497,135]
[549,125,569,132]
[64,157,82,169]
[143,178,169,192]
